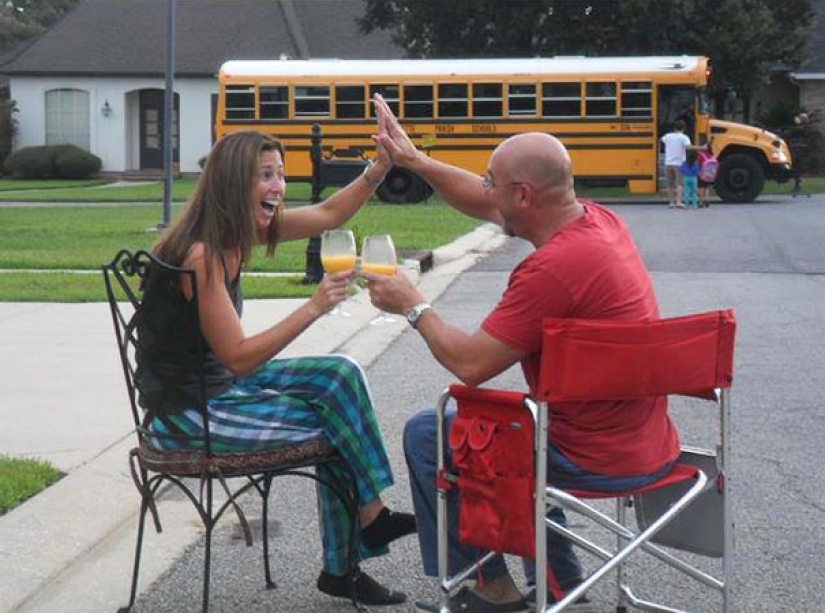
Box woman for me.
[135,129,414,605]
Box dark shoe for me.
[414,586,528,612]
[524,586,594,612]
[361,507,417,549]
[317,569,406,606]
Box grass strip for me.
[0,454,62,515]
[0,271,314,302]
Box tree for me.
[0,0,79,55]
[359,0,817,121]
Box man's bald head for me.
[491,132,574,198]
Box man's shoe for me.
[317,569,406,606]
[414,586,528,612]
[523,587,594,612]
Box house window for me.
[44,88,90,149]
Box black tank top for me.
[135,256,243,416]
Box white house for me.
[1,0,404,176]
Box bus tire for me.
[376,168,433,203]
[715,153,765,203]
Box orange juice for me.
[361,263,396,276]
[322,254,357,273]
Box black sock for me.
[361,507,417,549]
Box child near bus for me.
[680,149,700,209]
[697,144,718,208]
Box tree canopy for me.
[359,0,817,117]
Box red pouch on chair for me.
[448,386,536,558]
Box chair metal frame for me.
[103,249,358,613]
[436,310,735,613]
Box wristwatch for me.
[405,302,433,329]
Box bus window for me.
[542,83,581,118]
[620,82,652,119]
[370,84,399,116]
[586,82,617,117]
[404,84,434,119]
[508,83,537,117]
[439,83,468,118]
[259,85,289,119]
[295,85,330,117]
[697,87,710,114]
[225,85,255,120]
[336,85,366,119]
[472,83,503,118]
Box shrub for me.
[0,99,18,176]
[53,144,102,178]
[4,144,101,179]
[5,146,54,179]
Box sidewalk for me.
[0,224,505,613]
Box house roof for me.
[0,0,405,78]
[794,1,825,79]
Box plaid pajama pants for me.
[148,354,394,574]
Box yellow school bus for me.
[216,56,792,203]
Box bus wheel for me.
[715,153,765,203]
[376,168,433,203]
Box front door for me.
[139,90,179,169]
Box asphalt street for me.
[128,195,824,613]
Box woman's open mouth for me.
[260,199,278,214]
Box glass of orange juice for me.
[361,234,398,325]
[321,229,357,316]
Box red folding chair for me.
[435,309,735,613]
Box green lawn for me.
[0,178,322,202]
[0,179,109,192]
[0,201,480,301]
[0,454,61,515]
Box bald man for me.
[365,96,679,613]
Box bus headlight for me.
[770,150,788,163]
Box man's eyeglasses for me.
[482,174,556,193]
[482,174,525,192]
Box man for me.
[365,95,680,613]
[660,119,692,208]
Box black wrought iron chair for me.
[103,248,357,613]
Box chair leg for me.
[201,478,213,613]
[261,475,276,589]
[615,498,629,613]
[118,490,153,613]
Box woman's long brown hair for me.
[153,131,284,282]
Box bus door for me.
[658,85,697,142]
[657,85,698,187]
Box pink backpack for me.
[699,151,719,182]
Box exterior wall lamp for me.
[101,100,112,117]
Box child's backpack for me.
[699,152,719,182]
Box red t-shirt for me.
[481,202,679,476]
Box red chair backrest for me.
[537,310,736,402]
